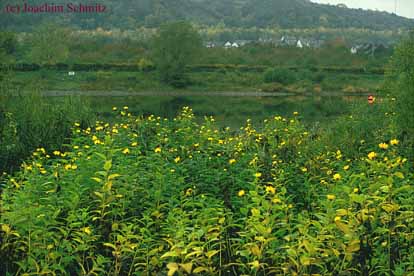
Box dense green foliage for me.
[28,24,70,65]
[387,33,414,147]
[1,0,412,31]
[0,73,93,172]
[264,68,296,85]
[0,106,412,275]
[152,22,202,87]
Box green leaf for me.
[108,174,121,180]
[180,262,193,274]
[167,263,179,276]
[394,172,405,179]
[104,160,112,171]
[161,251,179,259]
[103,243,116,250]
[193,266,209,273]
[91,177,102,183]
[335,221,352,235]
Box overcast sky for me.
[310,0,414,19]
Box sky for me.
[310,0,414,19]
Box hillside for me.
[0,0,413,31]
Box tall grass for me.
[0,73,94,172]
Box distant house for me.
[350,46,358,54]
[205,42,216,48]
[280,36,298,47]
[296,40,304,48]
[68,71,75,76]
[350,43,389,56]
[224,41,241,49]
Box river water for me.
[70,92,366,128]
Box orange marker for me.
[368,95,375,104]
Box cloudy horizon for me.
[310,0,414,19]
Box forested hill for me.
[1,0,413,31]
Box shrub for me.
[0,88,94,172]
[0,107,412,275]
[263,67,296,85]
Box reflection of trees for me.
[158,97,195,118]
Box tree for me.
[0,32,17,64]
[387,31,414,147]
[29,23,70,65]
[152,21,202,87]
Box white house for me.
[350,47,358,54]
[296,40,303,48]
[224,41,232,48]
[68,71,75,76]
[231,42,239,48]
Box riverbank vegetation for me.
[0,102,413,275]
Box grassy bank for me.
[8,69,383,93]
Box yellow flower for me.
[112,128,118,134]
[123,106,128,110]
[293,111,299,116]
[390,139,399,146]
[343,165,350,170]
[368,152,377,160]
[334,216,341,222]
[379,143,389,150]
[249,260,260,269]
[112,107,117,111]
[229,159,236,165]
[301,167,308,172]
[73,145,79,150]
[333,173,341,181]
[251,208,260,216]
[82,227,92,235]
[255,172,262,178]
[272,197,282,204]
[185,188,193,196]
[353,188,359,193]
[327,194,336,200]
[122,148,130,154]
[174,156,181,163]
[131,142,138,147]
[238,190,245,197]
[266,186,276,194]
[154,147,162,153]
[218,139,224,144]
[71,164,78,170]
[53,150,61,156]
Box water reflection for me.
[84,94,363,128]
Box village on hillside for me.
[205,35,392,56]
